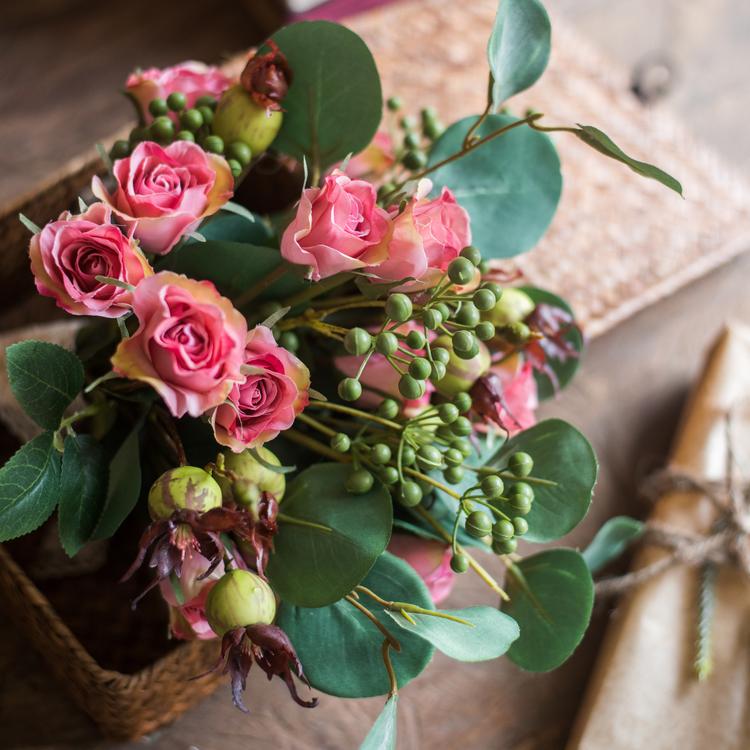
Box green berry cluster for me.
[111,94,252,179]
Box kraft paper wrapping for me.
[567,323,750,750]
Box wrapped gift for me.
[568,323,750,750]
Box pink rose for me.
[92,141,233,255]
[475,354,538,436]
[369,183,472,288]
[388,534,455,604]
[280,169,390,280]
[335,322,433,416]
[160,551,224,640]
[211,325,310,452]
[111,271,246,418]
[126,61,234,123]
[29,202,152,318]
[342,131,395,181]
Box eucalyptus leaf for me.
[277,553,434,697]
[385,605,519,661]
[488,419,597,542]
[428,114,561,258]
[272,21,382,170]
[191,210,273,246]
[58,435,108,556]
[360,696,398,750]
[504,548,594,671]
[575,125,683,196]
[267,463,393,607]
[7,341,84,430]
[582,515,645,575]
[0,432,61,542]
[488,0,551,108]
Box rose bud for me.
[433,334,491,398]
[148,466,223,520]
[388,533,456,604]
[483,287,535,328]
[214,447,286,514]
[206,569,277,636]
[239,40,292,113]
[212,85,283,157]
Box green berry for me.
[492,519,515,540]
[150,115,174,143]
[452,330,476,355]
[338,377,362,402]
[381,466,399,485]
[473,288,497,312]
[378,398,400,420]
[227,141,252,166]
[511,482,534,501]
[401,445,416,466]
[478,260,491,275]
[447,257,475,285]
[513,517,529,536]
[278,331,299,352]
[331,433,351,452]
[492,537,518,555]
[402,150,427,170]
[375,331,399,356]
[167,92,187,112]
[405,329,425,349]
[509,452,534,477]
[385,293,412,323]
[465,510,493,539]
[445,448,463,466]
[482,282,504,300]
[450,553,469,573]
[443,466,465,484]
[456,302,480,327]
[509,494,532,515]
[198,105,214,125]
[503,321,531,345]
[423,119,444,140]
[371,443,392,465]
[422,308,442,330]
[417,444,443,469]
[481,475,504,498]
[429,361,444,383]
[148,98,169,117]
[399,374,425,400]
[386,96,402,111]
[109,139,130,160]
[399,481,423,507]
[435,303,451,320]
[176,130,196,142]
[403,132,420,149]
[180,108,204,132]
[399,115,417,130]
[346,468,374,494]
[452,438,473,458]
[409,357,432,381]
[453,393,472,413]
[195,95,217,110]
[203,135,224,154]
[344,327,372,356]
[432,347,450,365]
[460,245,482,266]
[438,403,459,424]
[475,321,495,341]
[451,416,473,437]
[228,158,242,178]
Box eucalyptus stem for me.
[58,403,101,430]
[285,428,348,462]
[356,585,474,626]
[277,513,332,534]
[345,595,401,650]
[307,400,403,431]
[282,272,353,308]
[382,640,399,698]
[297,412,337,438]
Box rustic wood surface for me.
[1,0,749,748]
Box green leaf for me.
[582,515,645,575]
[521,286,583,399]
[488,0,551,108]
[575,125,683,196]
[58,435,108,556]
[504,548,594,671]
[6,341,84,430]
[90,419,143,540]
[272,21,382,170]
[385,605,519,661]
[267,463,393,607]
[192,210,273,246]
[360,696,398,750]
[428,114,561,258]
[488,419,598,542]
[0,432,61,542]
[277,553,434,697]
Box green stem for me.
[277,513,332,534]
[234,263,290,308]
[58,403,101,431]
[297,412,337,438]
[284,428,349,462]
[282,272,353,308]
[307,400,403,431]
[345,595,401,651]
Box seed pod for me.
[148,466,223,520]
[483,287,535,328]
[433,334,490,398]
[239,40,293,112]
[214,447,286,515]
[213,85,283,156]
[205,569,277,636]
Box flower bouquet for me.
[1,0,680,743]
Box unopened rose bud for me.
[240,41,292,112]
[483,288,535,328]
[148,466,223,520]
[214,447,285,514]
[433,334,490,398]
[206,569,277,636]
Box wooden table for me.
[1,1,749,748]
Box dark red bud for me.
[240,40,292,112]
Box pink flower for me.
[280,169,390,280]
[111,272,246,418]
[342,131,395,180]
[126,61,234,123]
[335,322,433,416]
[92,141,233,255]
[369,183,472,288]
[160,551,224,640]
[29,203,152,318]
[211,325,310,452]
[388,534,455,604]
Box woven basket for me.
[0,543,222,739]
